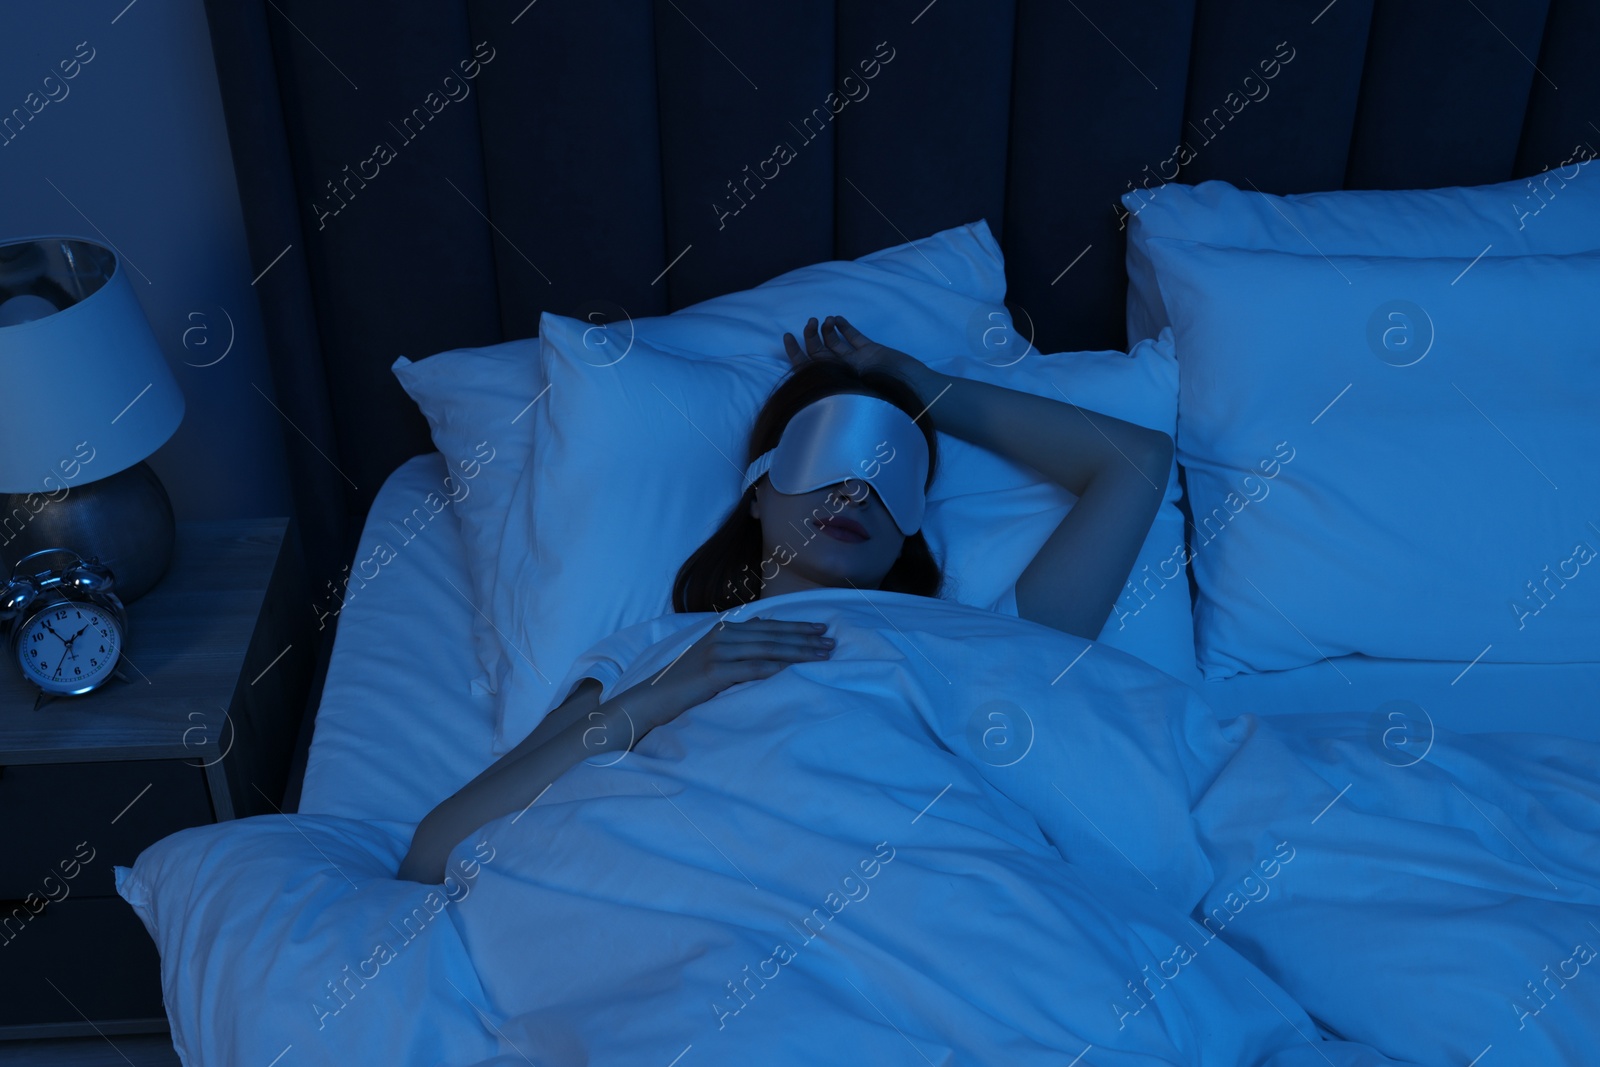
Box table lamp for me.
[0,235,186,603]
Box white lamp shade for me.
[0,235,185,493]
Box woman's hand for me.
[654,616,836,721]
[782,316,944,401]
[396,618,835,884]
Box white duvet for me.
[117,588,1600,1066]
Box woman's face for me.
[749,475,908,598]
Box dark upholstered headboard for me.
[203,0,1598,594]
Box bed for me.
[117,452,1600,1066]
[117,201,1600,1064]
[123,2,1600,1062]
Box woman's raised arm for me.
[796,315,1174,641]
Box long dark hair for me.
[672,358,943,614]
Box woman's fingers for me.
[782,331,806,366]
[740,633,826,646]
[802,316,826,356]
[736,618,829,636]
[831,315,872,348]
[821,317,854,356]
[719,632,834,658]
[788,316,869,363]
[719,619,833,659]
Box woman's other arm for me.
[396,616,837,883]
[396,678,684,884]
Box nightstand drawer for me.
[0,759,213,900]
[0,895,164,1028]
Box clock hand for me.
[58,624,93,663]
[42,620,67,643]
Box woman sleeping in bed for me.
[398,313,1174,884]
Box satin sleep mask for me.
[741,391,930,535]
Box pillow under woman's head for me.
[402,220,1008,709]
[673,356,943,614]
[485,311,1197,755]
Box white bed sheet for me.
[298,453,501,824]
[127,554,1600,1066]
[300,452,1600,827]
[1192,651,1600,741]
[130,452,1600,1065]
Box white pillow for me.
[395,221,1009,699]
[1124,157,1600,345]
[606,218,1010,361]
[392,339,540,695]
[919,332,1195,686]
[488,312,1194,752]
[1146,236,1600,678]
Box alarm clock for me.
[0,548,127,696]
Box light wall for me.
[1,0,294,520]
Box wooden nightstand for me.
[0,517,314,1040]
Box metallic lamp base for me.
[0,461,175,604]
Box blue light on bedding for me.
[120,587,1599,1065]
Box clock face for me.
[17,601,122,694]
